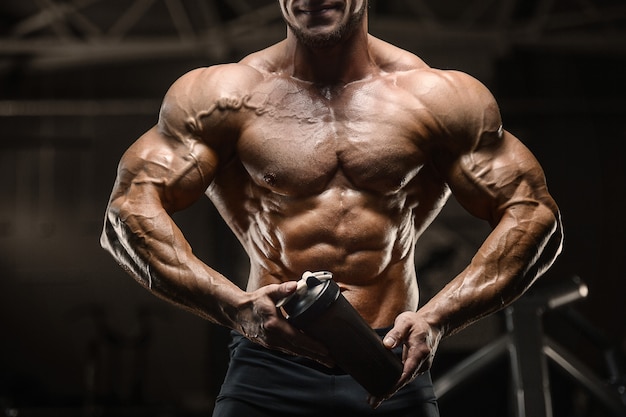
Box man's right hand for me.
[235,281,334,368]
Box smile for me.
[296,2,342,16]
[302,6,336,13]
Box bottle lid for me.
[278,271,340,329]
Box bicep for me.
[113,126,218,214]
[446,130,556,226]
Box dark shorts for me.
[213,330,439,417]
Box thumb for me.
[383,312,413,348]
[383,331,400,349]
[267,280,298,304]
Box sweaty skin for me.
[101,0,562,407]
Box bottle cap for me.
[278,271,339,329]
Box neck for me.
[284,22,376,85]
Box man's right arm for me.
[100,121,242,321]
[100,67,332,364]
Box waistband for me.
[228,326,400,375]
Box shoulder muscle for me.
[406,69,503,153]
[158,64,265,142]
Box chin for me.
[294,29,345,48]
[288,9,365,48]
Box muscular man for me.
[101,1,563,415]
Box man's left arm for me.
[418,128,563,333]
[375,73,563,404]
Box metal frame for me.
[434,276,626,417]
[1,0,626,71]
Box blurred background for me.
[1,0,625,416]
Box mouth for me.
[296,2,342,16]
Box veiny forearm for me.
[419,202,563,337]
[101,197,244,327]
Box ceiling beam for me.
[0,0,625,73]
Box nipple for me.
[263,173,277,186]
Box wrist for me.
[416,303,450,338]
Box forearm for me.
[100,199,245,328]
[419,203,563,337]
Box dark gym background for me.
[1,1,625,416]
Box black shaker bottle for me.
[277,271,403,397]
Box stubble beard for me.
[285,5,367,49]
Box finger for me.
[263,314,334,368]
[397,343,432,387]
[382,320,410,349]
[367,381,403,409]
[264,281,298,304]
[383,332,400,349]
[368,395,384,409]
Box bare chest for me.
[236,78,430,196]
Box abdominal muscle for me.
[243,181,421,327]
